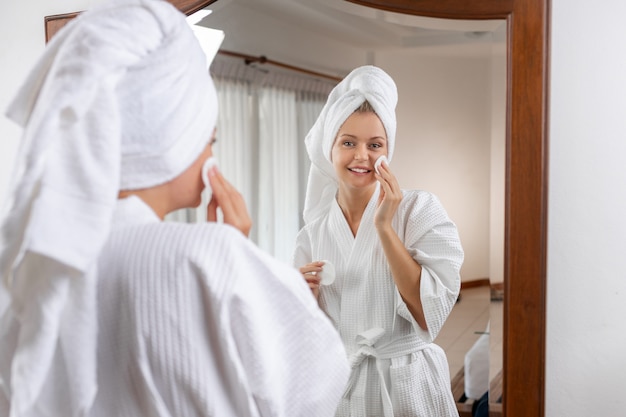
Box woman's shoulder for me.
[121,221,251,259]
[122,221,297,288]
[397,189,452,228]
[299,210,331,234]
[401,189,443,209]
[402,188,432,199]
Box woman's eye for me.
[370,143,382,149]
[343,141,354,147]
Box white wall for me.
[489,41,506,286]
[200,1,366,78]
[548,0,626,415]
[0,0,107,204]
[375,51,495,282]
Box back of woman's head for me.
[3,0,220,271]
[0,4,221,413]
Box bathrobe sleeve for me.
[226,229,348,416]
[396,190,464,341]
[293,227,313,269]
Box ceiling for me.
[203,0,506,52]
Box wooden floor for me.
[436,285,503,416]
[436,286,491,379]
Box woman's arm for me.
[374,161,427,330]
[229,250,349,416]
[377,225,427,330]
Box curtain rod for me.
[217,49,343,83]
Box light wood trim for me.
[460,278,491,290]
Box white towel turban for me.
[302,65,398,224]
[0,0,220,415]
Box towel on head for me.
[0,0,221,415]
[302,65,398,224]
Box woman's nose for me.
[353,145,368,160]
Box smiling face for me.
[331,111,388,191]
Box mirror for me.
[200,0,505,413]
[339,4,549,417]
[195,1,546,416]
[45,1,548,416]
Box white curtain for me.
[256,87,299,262]
[169,60,331,264]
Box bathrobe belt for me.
[343,327,428,417]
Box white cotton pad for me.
[374,155,388,175]
[201,157,218,201]
[318,260,336,286]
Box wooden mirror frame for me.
[46,1,548,416]
[345,2,549,417]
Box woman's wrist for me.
[375,221,395,237]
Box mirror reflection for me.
[177,0,506,414]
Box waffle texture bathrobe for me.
[91,196,348,417]
[296,65,464,416]
[294,185,463,417]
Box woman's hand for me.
[374,160,402,230]
[299,261,324,300]
[206,166,252,237]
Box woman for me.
[294,65,464,417]
[0,1,348,416]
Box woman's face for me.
[331,111,388,190]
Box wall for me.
[376,50,495,282]
[547,0,626,415]
[489,30,506,287]
[200,1,366,78]
[0,0,108,205]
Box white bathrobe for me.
[294,187,463,417]
[87,196,349,417]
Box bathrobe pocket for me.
[389,345,458,417]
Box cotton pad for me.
[318,260,336,286]
[374,155,388,175]
[201,157,218,201]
